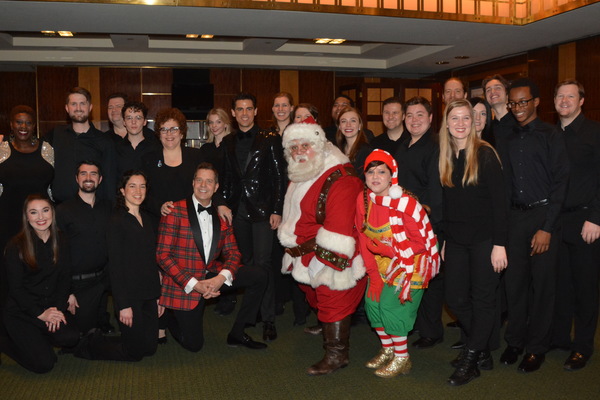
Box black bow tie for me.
[197,204,213,215]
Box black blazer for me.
[220,127,286,222]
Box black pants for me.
[71,274,106,334]
[233,214,275,323]
[553,209,600,357]
[78,298,158,361]
[1,311,79,373]
[168,265,267,352]
[504,207,560,354]
[445,238,500,351]
[414,272,444,339]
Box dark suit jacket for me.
[156,197,241,311]
[220,127,286,221]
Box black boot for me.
[448,348,481,386]
[451,349,493,370]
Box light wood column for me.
[558,42,576,81]
[78,67,101,129]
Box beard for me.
[287,152,325,182]
[79,180,98,193]
[70,112,89,124]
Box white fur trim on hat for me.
[282,122,327,149]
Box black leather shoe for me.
[227,333,267,350]
[451,349,493,370]
[518,353,545,373]
[99,322,115,335]
[215,298,237,316]
[500,346,523,365]
[564,352,588,371]
[157,336,167,345]
[451,341,466,350]
[412,337,443,349]
[263,322,277,341]
[446,321,461,328]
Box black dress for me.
[141,146,204,221]
[0,142,54,255]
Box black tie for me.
[197,204,213,215]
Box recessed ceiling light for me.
[435,61,450,65]
[186,34,199,39]
[455,55,470,59]
[314,38,346,44]
[58,31,73,37]
[201,35,214,39]
[41,30,56,36]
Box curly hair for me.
[154,108,188,141]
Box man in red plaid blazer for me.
[157,162,268,350]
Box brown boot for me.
[307,316,351,376]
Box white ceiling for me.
[1,1,600,77]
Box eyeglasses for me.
[159,127,181,134]
[507,98,535,109]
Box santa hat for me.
[364,149,403,199]
[282,116,326,150]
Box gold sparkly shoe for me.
[374,356,412,378]
[365,347,394,369]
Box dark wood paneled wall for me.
[527,47,559,124]
[37,66,78,136]
[298,70,335,127]
[0,71,36,136]
[577,36,600,121]
[142,68,172,121]
[240,69,279,129]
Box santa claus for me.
[278,118,367,375]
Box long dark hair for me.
[11,194,59,269]
[335,106,368,162]
[116,170,148,211]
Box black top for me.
[221,126,286,221]
[0,142,54,255]
[199,142,226,182]
[45,124,117,204]
[141,146,204,219]
[442,146,508,246]
[370,130,408,156]
[505,117,569,232]
[559,113,600,224]
[116,130,161,179]
[394,128,443,232]
[350,141,373,181]
[492,112,518,157]
[107,208,161,311]
[3,233,71,319]
[56,195,112,275]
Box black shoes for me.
[451,349,493,370]
[451,341,466,350]
[263,322,277,341]
[412,337,443,349]
[518,353,545,373]
[564,352,588,371]
[226,333,267,350]
[500,346,523,365]
[446,321,461,328]
[215,298,237,316]
[448,349,481,386]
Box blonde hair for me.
[439,99,500,187]
[206,108,231,143]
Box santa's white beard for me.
[287,153,325,182]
